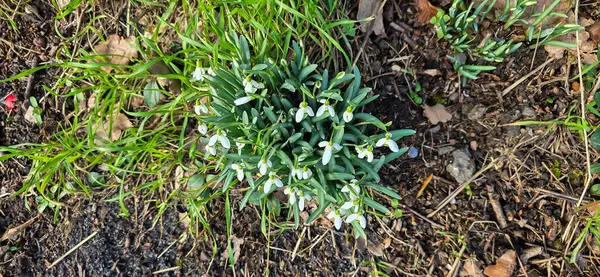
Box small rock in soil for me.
[470,141,478,151]
[438,146,455,155]
[521,106,536,117]
[446,149,475,184]
[467,104,487,120]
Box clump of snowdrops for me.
[191,33,414,238]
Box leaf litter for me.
[94,34,139,73]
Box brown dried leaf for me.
[588,21,600,41]
[423,104,452,125]
[367,242,385,256]
[383,237,392,249]
[460,260,485,277]
[483,250,516,277]
[221,236,244,264]
[357,0,385,36]
[416,0,439,25]
[94,34,139,73]
[94,113,133,145]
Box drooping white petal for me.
[367,151,374,162]
[305,106,314,116]
[252,80,264,89]
[219,135,231,149]
[234,96,252,106]
[322,147,332,165]
[298,197,305,211]
[295,108,304,123]
[388,139,399,152]
[274,178,283,188]
[359,215,367,228]
[205,144,216,156]
[316,104,327,117]
[341,201,354,210]
[231,164,240,170]
[334,216,342,230]
[264,179,273,193]
[198,123,208,135]
[343,111,353,122]
[208,135,218,146]
[346,213,358,223]
[289,192,296,205]
[327,106,335,117]
[358,150,366,159]
[327,211,336,219]
[341,185,350,193]
[284,187,291,195]
[318,141,329,148]
[266,160,272,168]
[376,138,386,147]
[236,169,244,181]
[302,168,312,179]
[332,143,342,151]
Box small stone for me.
[522,106,536,117]
[470,141,478,151]
[438,146,455,155]
[446,149,475,184]
[467,104,486,120]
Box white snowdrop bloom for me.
[234,96,252,106]
[341,200,360,213]
[207,68,215,76]
[242,77,264,94]
[341,179,361,196]
[292,167,303,179]
[316,99,335,117]
[205,144,216,156]
[231,163,245,181]
[284,187,297,205]
[257,158,272,175]
[376,133,399,152]
[195,103,209,115]
[346,212,367,229]
[327,209,344,230]
[295,101,314,123]
[208,130,231,149]
[343,106,353,122]
[191,67,206,82]
[298,190,311,211]
[198,123,208,135]
[318,141,342,165]
[301,167,312,179]
[264,172,283,193]
[236,141,245,151]
[356,145,374,162]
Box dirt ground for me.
[2,0,600,276]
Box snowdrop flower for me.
[292,167,303,179]
[284,187,297,205]
[346,212,367,229]
[243,77,264,94]
[356,145,374,162]
[341,199,360,213]
[208,130,231,149]
[205,144,216,156]
[327,209,344,230]
[231,163,245,181]
[343,106,354,122]
[191,67,207,82]
[198,123,208,135]
[236,140,245,152]
[195,103,209,115]
[316,99,335,117]
[376,133,399,152]
[301,167,312,179]
[341,179,360,196]
[318,141,342,165]
[234,96,253,106]
[206,68,215,77]
[298,190,311,211]
[264,172,283,193]
[295,101,314,123]
[257,158,272,175]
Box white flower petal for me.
[208,135,218,146]
[267,160,272,168]
[367,152,374,162]
[284,187,291,195]
[376,138,386,147]
[195,105,202,115]
[237,170,244,181]
[306,106,314,116]
[327,106,335,117]
[343,111,353,122]
[264,180,273,193]
[219,135,231,149]
[341,201,354,210]
[316,105,327,117]
[332,143,342,151]
[346,213,358,223]
[295,108,304,123]
[274,178,283,188]
[334,216,342,230]
[198,124,207,135]
[322,148,332,165]
[231,164,240,170]
[299,197,305,211]
[289,193,296,205]
[341,185,350,192]
[388,140,399,152]
[234,96,252,106]
[327,211,336,219]
[318,141,328,148]
[359,215,367,228]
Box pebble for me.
[437,146,455,155]
[446,149,475,184]
[467,104,487,120]
[470,141,478,151]
[522,106,536,117]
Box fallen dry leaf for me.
[94,34,139,73]
[221,235,244,264]
[460,260,485,277]
[588,21,600,42]
[94,112,133,145]
[147,59,182,95]
[1,216,39,241]
[423,104,452,125]
[357,0,385,36]
[483,250,516,277]
[544,13,598,64]
[416,0,439,25]
[367,242,385,256]
[383,237,392,249]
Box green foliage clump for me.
[191,33,414,237]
